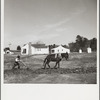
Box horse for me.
[43,52,69,69]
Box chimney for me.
[28,42,32,55]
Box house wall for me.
[4,50,21,55]
[28,42,32,55]
[34,48,49,54]
[5,50,14,55]
[31,46,35,54]
[21,44,49,55]
[21,44,29,55]
[54,48,70,53]
[51,46,70,54]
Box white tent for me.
[79,49,82,53]
[51,45,70,54]
[87,47,92,53]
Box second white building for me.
[51,45,70,54]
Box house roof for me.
[50,45,69,49]
[61,45,70,49]
[22,43,48,48]
[31,44,48,48]
[10,50,21,52]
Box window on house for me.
[58,50,59,52]
[62,49,63,51]
[37,49,39,51]
[7,51,9,54]
[52,50,54,53]
[37,48,41,51]
[23,49,26,53]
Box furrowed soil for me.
[4,52,97,84]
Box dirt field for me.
[4,52,97,84]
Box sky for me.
[4,0,97,49]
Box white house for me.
[4,50,14,55]
[4,49,21,55]
[51,45,70,54]
[21,42,49,55]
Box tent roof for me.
[51,45,69,50]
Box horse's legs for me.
[65,55,68,60]
[47,61,50,68]
[44,63,46,69]
[43,60,47,69]
[44,60,50,69]
[58,62,60,68]
[66,57,68,60]
[54,62,58,69]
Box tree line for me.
[4,35,97,53]
[68,35,97,52]
[4,45,21,51]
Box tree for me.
[81,37,89,52]
[68,35,97,52]
[4,47,10,52]
[90,38,97,51]
[17,45,21,51]
[76,35,83,49]
[69,42,78,52]
[75,35,91,52]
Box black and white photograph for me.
[3,0,98,84]
[1,0,99,100]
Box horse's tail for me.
[43,56,47,66]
